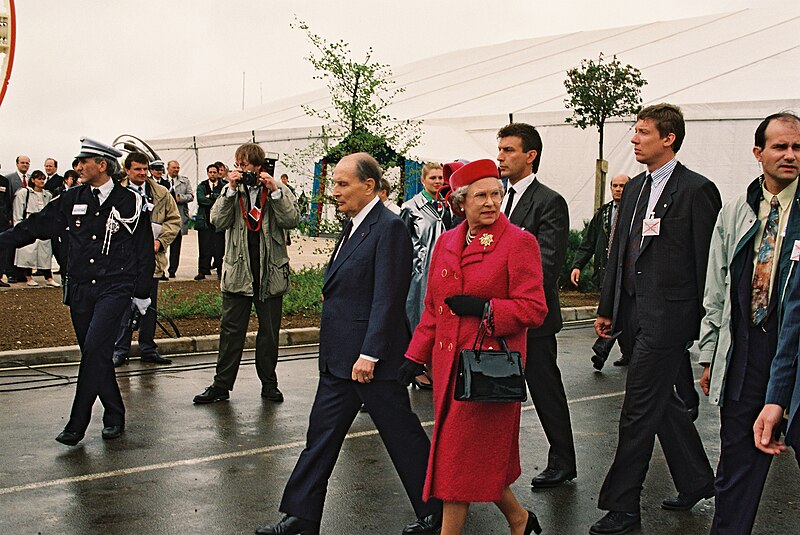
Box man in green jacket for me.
[193,143,299,404]
[698,112,800,533]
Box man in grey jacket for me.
[699,112,800,534]
[165,160,194,278]
[193,143,298,404]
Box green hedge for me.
[559,221,598,293]
[159,266,325,319]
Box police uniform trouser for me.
[114,278,160,358]
[66,279,133,433]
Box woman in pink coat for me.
[399,159,548,535]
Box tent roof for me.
[158,6,800,141]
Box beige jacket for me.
[210,183,299,299]
[120,177,181,277]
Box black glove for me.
[445,294,488,317]
[397,359,426,386]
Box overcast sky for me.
[0,0,765,174]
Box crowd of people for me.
[1,103,799,535]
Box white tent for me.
[149,6,800,226]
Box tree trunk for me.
[594,159,608,212]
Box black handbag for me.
[454,304,527,403]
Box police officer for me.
[0,138,155,446]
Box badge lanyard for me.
[238,187,269,232]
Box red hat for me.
[436,161,465,202]
[449,159,500,190]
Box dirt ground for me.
[0,281,597,351]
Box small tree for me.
[564,53,646,210]
[284,19,421,234]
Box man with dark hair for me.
[194,163,226,280]
[591,104,719,534]
[496,122,577,489]
[165,160,193,278]
[256,152,441,535]
[700,112,800,533]
[0,138,154,446]
[43,158,64,195]
[113,152,181,367]
[280,173,296,196]
[572,174,630,369]
[193,143,298,404]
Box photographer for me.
[193,143,299,404]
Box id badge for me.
[248,206,262,220]
[71,204,88,215]
[791,240,800,262]
[642,217,661,237]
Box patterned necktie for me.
[504,186,516,217]
[607,204,620,260]
[334,219,353,261]
[751,195,780,325]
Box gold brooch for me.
[479,233,494,248]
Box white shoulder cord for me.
[102,192,143,255]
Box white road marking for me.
[0,389,628,496]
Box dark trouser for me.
[598,293,714,512]
[212,292,282,391]
[710,392,773,534]
[0,239,12,278]
[279,372,439,523]
[592,332,631,363]
[114,278,160,357]
[197,229,225,274]
[24,268,53,279]
[168,231,183,276]
[66,280,133,433]
[525,334,577,471]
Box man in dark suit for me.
[255,152,441,535]
[0,170,12,287]
[571,174,631,369]
[590,104,719,535]
[43,158,64,195]
[497,123,577,488]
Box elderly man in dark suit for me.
[255,152,441,535]
[497,123,577,489]
[590,104,719,535]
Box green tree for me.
[284,18,421,174]
[564,53,646,210]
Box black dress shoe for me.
[141,353,173,365]
[589,511,641,535]
[531,467,577,488]
[158,275,169,281]
[168,273,176,279]
[0,280,9,288]
[613,356,630,366]
[112,354,129,368]
[591,354,605,371]
[193,273,206,280]
[193,386,230,404]
[55,430,85,446]
[412,376,434,390]
[101,425,125,440]
[261,387,285,402]
[661,487,714,511]
[524,510,542,535]
[255,514,320,535]
[402,511,442,534]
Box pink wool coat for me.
[405,214,547,502]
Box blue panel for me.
[404,160,423,201]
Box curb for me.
[0,307,597,368]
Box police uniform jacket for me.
[0,182,155,299]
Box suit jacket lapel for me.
[324,202,381,285]
[616,172,646,259]
[509,179,539,230]
[638,164,681,257]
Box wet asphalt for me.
[0,323,797,535]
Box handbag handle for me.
[470,301,514,363]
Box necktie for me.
[751,195,780,325]
[607,204,620,260]
[22,174,27,188]
[92,188,101,205]
[504,186,516,217]
[334,219,353,261]
[622,175,652,295]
